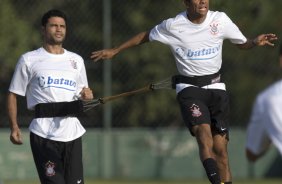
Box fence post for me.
[102,0,113,179]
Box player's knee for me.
[214,149,229,163]
[194,124,213,143]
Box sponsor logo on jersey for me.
[45,161,56,177]
[175,44,221,61]
[38,76,76,91]
[190,104,202,117]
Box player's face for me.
[185,0,209,23]
[42,16,66,45]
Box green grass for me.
[3,179,282,184]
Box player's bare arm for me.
[246,148,268,162]
[237,33,278,49]
[7,92,23,145]
[90,31,150,62]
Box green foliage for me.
[0,0,40,77]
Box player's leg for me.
[192,124,215,160]
[177,87,221,184]
[192,124,221,184]
[209,89,232,183]
[64,137,84,184]
[30,132,65,184]
[212,133,232,183]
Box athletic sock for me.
[202,158,221,184]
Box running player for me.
[7,9,93,184]
[90,0,277,183]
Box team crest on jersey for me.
[210,22,219,35]
[190,104,202,117]
[70,58,77,69]
[45,161,56,177]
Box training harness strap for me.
[34,100,83,118]
[172,72,221,89]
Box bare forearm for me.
[114,31,150,54]
[91,31,150,62]
[237,34,277,49]
[7,92,23,145]
[7,92,19,129]
[236,39,256,50]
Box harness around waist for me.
[172,73,221,89]
[34,100,83,118]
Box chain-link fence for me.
[1,0,282,129]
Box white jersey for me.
[9,47,88,142]
[246,80,282,155]
[149,10,247,92]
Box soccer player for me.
[90,0,277,183]
[246,43,282,162]
[7,9,93,184]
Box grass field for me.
[3,179,282,184]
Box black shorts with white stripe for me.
[177,86,230,138]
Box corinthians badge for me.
[45,161,56,177]
[190,104,202,117]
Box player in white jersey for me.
[7,9,93,184]
[90,0,277,184]
[246,44,282,162]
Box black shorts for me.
[30,132,84,184]
[177,87,230,137]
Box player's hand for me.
[10,127,23,145]
[80,87,94,100]
[254,34,278,47]
[90,48,118,62]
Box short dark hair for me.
[41,9,67,27]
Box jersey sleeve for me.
[248,96,264,127]
[221,13,247,44]
[149,18,173,45]
[8,55,30,96]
